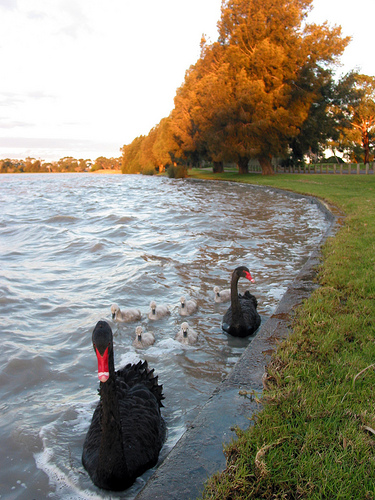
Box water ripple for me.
[0,173,330,499]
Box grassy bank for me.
[189,170,375,499]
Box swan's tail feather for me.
[242,290,258,307]
[116,360,165,407]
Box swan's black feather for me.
[82,323,165,491]
[222,267,261,337]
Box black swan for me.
[222,266,261,337]
[82,320,165,491]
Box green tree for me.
[139,126,159,174]
[328,73,375,163]
[121,136,145,174]
[170,65,206,167]
[286,68,342,166]
[171,0,349,175]
[348,75,375,164]
[214,0,350,174]
[152,116,180,171]
[0,159,13,173]
[57,157,79,172]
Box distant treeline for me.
[0,156,121,174]
[121,0,375,176]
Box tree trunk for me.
[362,128,370,165]
[237,157,249,174]
[213,161,224,173]
[259,156,274,175]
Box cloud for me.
[0,90,55,106]
[0,136,122,161]
[55,0,92,38]
[26,9,47,21]
[0,136,117,149]
[0,0,18,11]
[0,92,23,107]
[0,119,31,129]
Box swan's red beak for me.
[245,271,255,283]
[95,346,109,383]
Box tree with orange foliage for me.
[173,0,350,174]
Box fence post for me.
[333,164,336,174]
[366,163,369,175]
[357,163,360,175]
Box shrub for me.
[167,164,187,178]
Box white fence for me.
[246,163,375,174]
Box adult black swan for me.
[222,266,261,337]
[82,320,165,491]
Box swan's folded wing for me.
[82,404,101,474]
[118,386,165,476]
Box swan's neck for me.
[230,272,242,318]
[97,358,128,481]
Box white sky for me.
[0,0,374,162]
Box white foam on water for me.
[34,413,117,500]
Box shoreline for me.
[135,188,341,500]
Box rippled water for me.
[0,173,330,499]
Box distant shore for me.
[90,169,121,174]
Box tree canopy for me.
[121,0,374,175]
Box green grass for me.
[189,170,375,499]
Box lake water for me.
[0,173,330,499]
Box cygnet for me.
[175,321,198,345]
[179,296,198,316]
[132,326,155,348]
[111,303,141,323]
[148,300,170,320]
[214,286,231,303]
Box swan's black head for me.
[92,321,113,383]
[234,266,255,283]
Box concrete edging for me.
[136,188,343,500]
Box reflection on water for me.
[0,173,329,499]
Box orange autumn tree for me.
[329,73,375,164]
[347,74,375,164]
[173,0,350,174]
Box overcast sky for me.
[0,0,374,162]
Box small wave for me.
[46,215,80,224]
[34,441,102,500]
[104,214,136,225]
[0,173,331,498]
